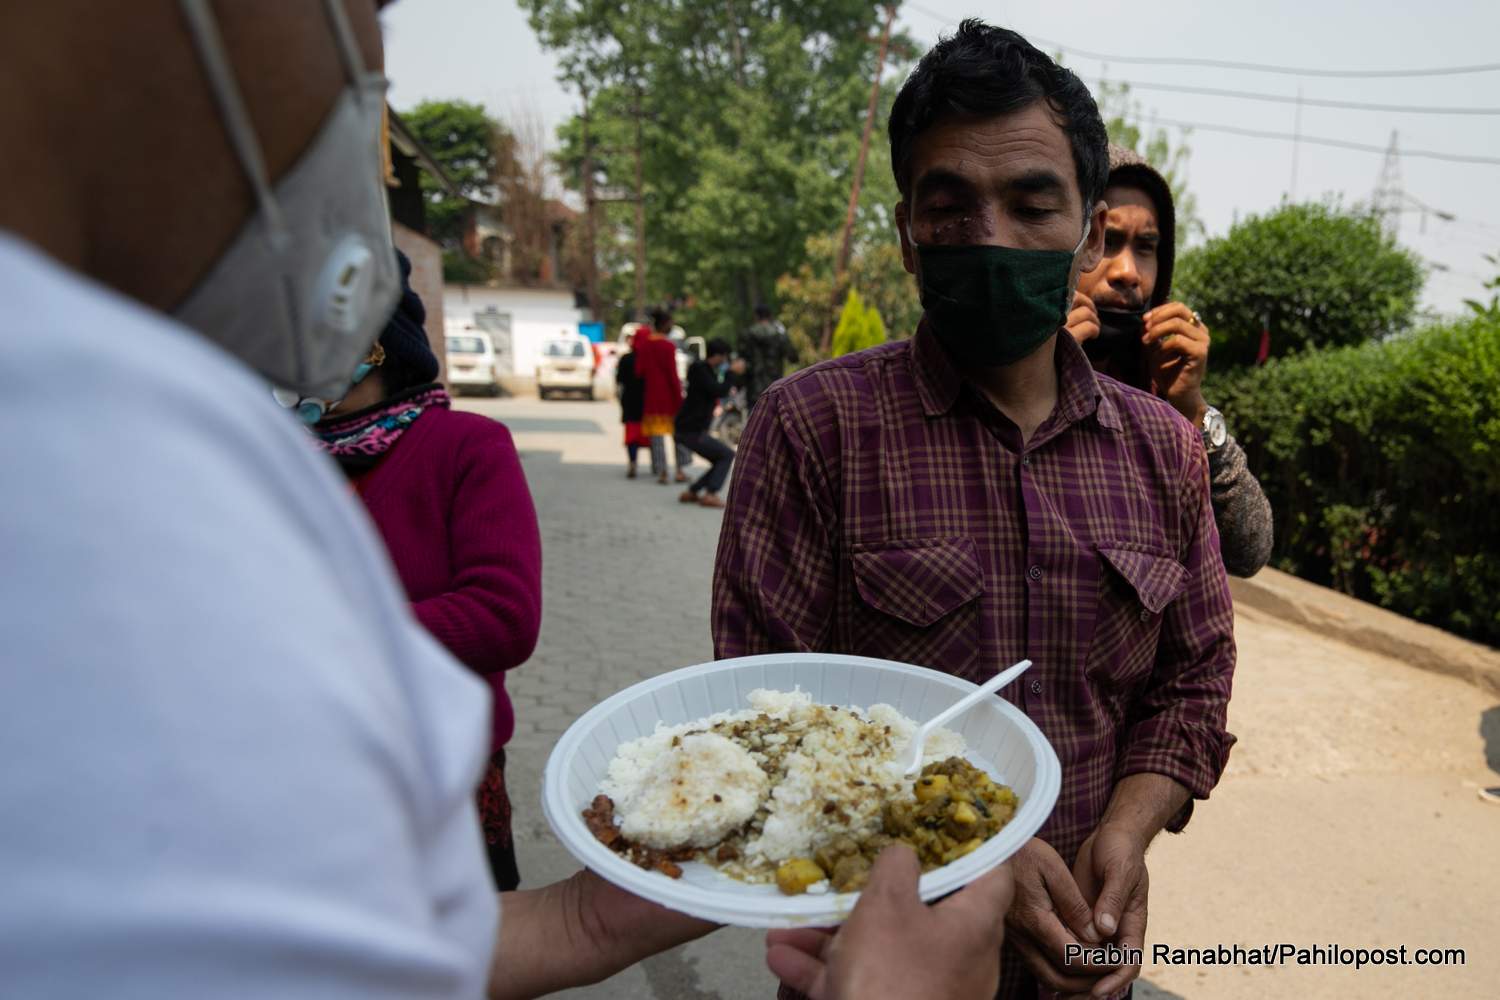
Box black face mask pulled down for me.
[1083,306,1147,383]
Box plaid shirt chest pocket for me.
[846,537,983,678]
[1086,544,1191,692]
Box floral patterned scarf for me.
[312,383,449,476]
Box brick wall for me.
[392,223,447,384]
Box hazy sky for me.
[384,0,1500,314]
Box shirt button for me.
[1029,679,1042,695]
[1021,455,1031,467]
[1139,609,1152,622]
[1027,565,1043,582]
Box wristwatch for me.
[1201,406,1228,455]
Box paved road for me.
[460,394,1498,999]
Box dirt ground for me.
[1139,602,1497,997]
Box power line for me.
[1446,216,1500,237]
[897,6,1500,169]
[1411,211,1500,242]
[1362,191,1500,239]
[1145,117,1500,166]
[1427,265,1488,284]
[1032,36,1500,80]
[901,4,1500,78]
[1429,238,1500,260]
[1422,230,1500,253]
[1086,78,1500,116]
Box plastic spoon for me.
[902,659,1033,777]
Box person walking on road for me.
[636,308,685,484]
[615,330,648,478]
[311,252,542,892]
[676,338,746,509]
[742,302,796,409]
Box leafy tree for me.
[441,250,491,286]
[830,288,889,357]
[403,100,566,287]
[865,297,888,346]
[1089,78,1202,242]
[778,231,918,361]
[831,288,867,357]
[1177,200,1425,368]
[400,100,503,247]
[1213,313,1500,644]
[523,0,903,336]
[1464,249,1500,320]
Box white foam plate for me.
[541,653,1060,928]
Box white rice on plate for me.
[598,688,966,880]
[614,732,767,848]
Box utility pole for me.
[724,0,760,320]
[822,3,898,355]
[578,84,602,322]
[631,85,647,319]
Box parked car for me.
[445,329,501,396]
[537,338,597,400]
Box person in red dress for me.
[634,308,684,484]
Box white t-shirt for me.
[0,234,499,998]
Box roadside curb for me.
[1229,569,1500,700]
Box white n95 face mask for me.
[173,0,400,400]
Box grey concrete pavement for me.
[457,394,1498,999]
[465,393,771,999]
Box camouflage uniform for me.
[740,319,794,408]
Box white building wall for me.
[443,285,585,389]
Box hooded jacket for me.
[1107,144,1177,310]
[1102,145,1274,577]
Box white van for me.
[536,338,597,400]
[445,328,501,396]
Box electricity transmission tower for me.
[1372,130,1403,237]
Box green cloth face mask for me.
[914,220,1090,368]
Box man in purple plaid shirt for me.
[714,21,1236,1000]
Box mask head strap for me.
[1073,210,1093,254]
[177,0,287,241]
[320,0,375,91]
[176,0,376,243]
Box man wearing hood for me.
[1068,147,1274,577]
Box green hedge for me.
[1211,314,1500,645]
[1175,201,1425,369]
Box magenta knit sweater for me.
[355,407,542,749]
